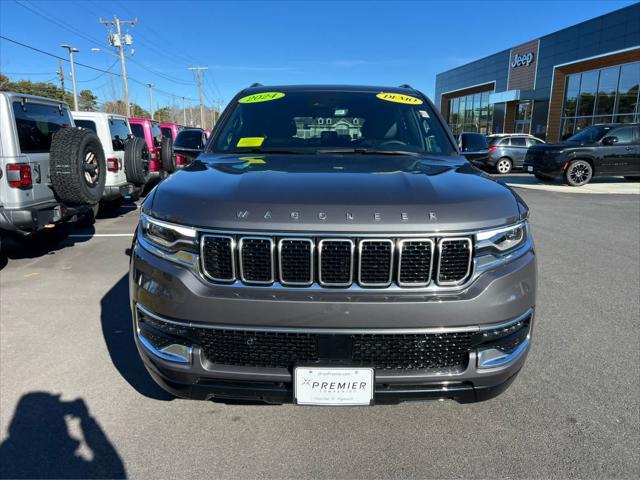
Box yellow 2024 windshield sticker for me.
[236,137,265,147]
[238,92,285,104]
[376,92,423,105]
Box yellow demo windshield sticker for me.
[238,92,285,104]
[376,92,423,105]
[236,137,265,147]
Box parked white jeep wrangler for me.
[72,111,150,209]
[0,92,105,241]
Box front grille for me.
[319,239,354,286]
[197,328,474,371]
[359,240,393,286]
[200,233,473,289]
[239,237,274,284]
[438,238,472,284]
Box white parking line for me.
[69,233,134,238]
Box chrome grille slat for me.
[238,237,274,284]
[279,238,314,286]
[397,239,434,287]
[201,235,235,282]
[437,238,473,285]
[318,239,354,287]
[358,239,394,287]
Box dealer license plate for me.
[294,367,374,406]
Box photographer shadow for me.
[0,392,126,479]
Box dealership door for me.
[514,102,532,134]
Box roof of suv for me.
[239,84,421,96]
[0,91,69,106]
[72,111,128,120]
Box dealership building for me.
[434,3,640,142]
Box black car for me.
[524,124,640,186]
[455,132,490,165]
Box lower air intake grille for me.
[359,240,393,286]
[202,235,234,281]
[196,329,474,370]
[239,238,274,284]
[398,239,433,286]
[279,239,313,285]
[438,238,472,284]
[319,240,353,286]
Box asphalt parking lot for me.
[1,186,639,479]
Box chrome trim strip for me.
[238,236,275,285]
[397,238,434,287]
[477,337,530,369]
[358,239,394,287]
[278,238,314,286]
[437,237,473,286]
[135,303,533,336]
[318,238,355,287]
[200,234,236,282]
[135,308,192,364]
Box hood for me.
[146,154,521,233]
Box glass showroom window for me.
[561,61,640,138]
[447,92,493,135]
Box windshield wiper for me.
[316,148,421,156]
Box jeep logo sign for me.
[511,52,534,68]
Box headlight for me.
[139,214,199,267]
[476,221,529,256]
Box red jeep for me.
[160,122,187,169]
[129,118,173,177]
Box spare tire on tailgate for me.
[160,136,176,173]
[49,127,106,205]
[124,136,151,186]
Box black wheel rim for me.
[569,163,590,184]
[141,148,150,176]
[83,149,100,187]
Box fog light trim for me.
[138,333,193,363]
[477,337,529,369]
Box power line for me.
[13,0,105,48]
[75,59,119,82]
[0,35,197,102]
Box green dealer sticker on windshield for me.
[238,92,285,104]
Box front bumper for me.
[129,240,536,403]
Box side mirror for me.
[602,136,618,146]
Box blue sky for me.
[0,0,636,110]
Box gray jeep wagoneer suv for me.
[130,85,537,405]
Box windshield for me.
[211,91,455,155]
[567,125,614,143]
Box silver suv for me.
[0,92,105,240]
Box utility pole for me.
[147,83,154,120]
[60,45,79,111]
[100,16,136,117]
[181,97,187,125]
[189,101,193,127]
[187,65,208,128]
[57,60,66,98]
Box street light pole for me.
[60,45,79,111]
[147,83,154,120]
